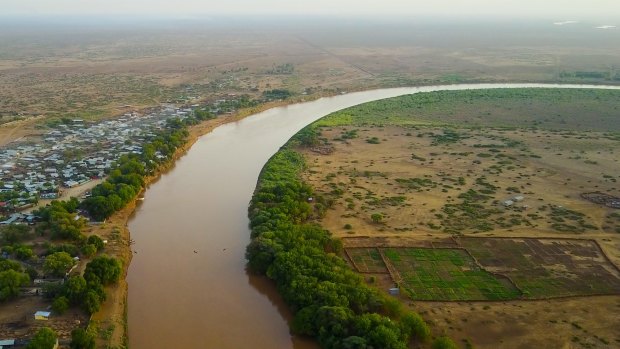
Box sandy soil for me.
[0,116,45,147]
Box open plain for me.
[295,88,620,348]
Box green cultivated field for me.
[346,238,620,301]
[460,238,620,298]
[347,248,390,273]
[385,248,520,301]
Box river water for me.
[126,83,620,348]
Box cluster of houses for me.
[0,105,195,215]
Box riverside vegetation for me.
[247,149,438,348]
[248,88,620,349]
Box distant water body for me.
[127,83,620,348]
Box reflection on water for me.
[126,83,620,349]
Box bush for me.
[84,255,122,285]
[432,336,458,349]
[81,244,97,258]
[70,328,96,349]
[86,235,105,251]
[27,327,57,349]
[52,296,69,315]
[401,313,431,342]
[43,252,75,277]
[0,269,30,301]
[371,213,383,223]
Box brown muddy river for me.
[126,84,620,348]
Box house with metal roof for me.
[34,311,51,320]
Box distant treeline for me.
[262,89,293,100]
[560,70,620,81]
[246,147,433,349]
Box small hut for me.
[34,311,51,321]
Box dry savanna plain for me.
[1,17,620,141]
[293,88,620,349]
[1,17,620,349]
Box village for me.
[0,92,265,348]
[0,93,254,225]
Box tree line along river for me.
[126,83,620,348]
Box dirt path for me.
[23,179,104,213]
[0,115,44,147]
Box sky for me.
[2,0,619,18]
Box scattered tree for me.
[43,252,75,277]
[27,327,57,349]
[432,336,458,349]
[84,255,121,285]
[52,296,69,315]
[0,269,30,301]
[70,328,96,349]
[371,213,383,224]
[81,244,97,258]
[86,235,105,251]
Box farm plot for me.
[459,238,620,298]
[382,248,521,301]
[346,247,390,273]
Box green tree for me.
[82,290,102,314]
[86,235,105,251]
[52,296,69,315]
[0,269,30,301]
[14,245,34,260]
[432,336,458,349]
[0,224,30,244]
[370,213,383,223]
[81,244,97,258]
[84,255,121,285]
[81,196,115,222]
[0,258,21,272]
[70,328,96,349]
[400,313,430,342]
[294,126,320,147]
[43,252,75,277]
[25,267,38,280]
[64,275,87,304]
[291,306,319,336]
[27,327,57,349]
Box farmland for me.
[289,88,620,348]
[345,237,620,302]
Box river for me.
[126,83,620,348]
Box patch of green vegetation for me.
[247,149,431,348]
[313,89,620,132]
[546,205,595,233]
[429,129,470,146]
[386,248,521,301]
[396,177,436,190]
[461,238,620,298]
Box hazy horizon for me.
[2,0,619,20]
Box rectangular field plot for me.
[459,238,620,298]
[346,248,389,273]
[383,248,521,301]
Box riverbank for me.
[96,83,620,348]
[89,92,343,348]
